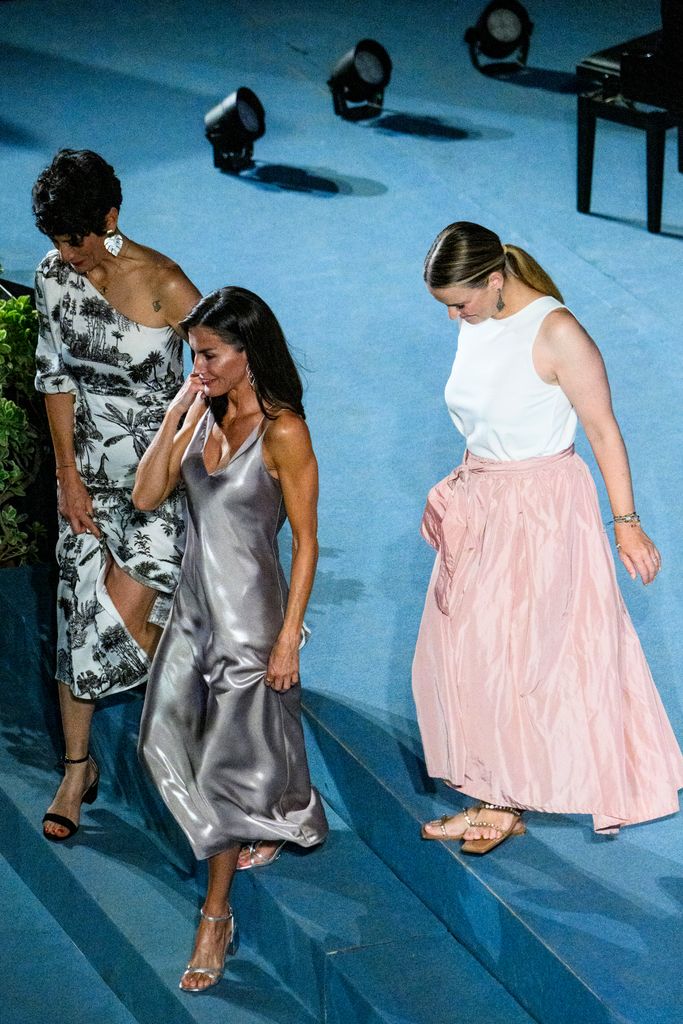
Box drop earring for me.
[104,228,124,257]
[496,288,505,313]
[246,364,256,390]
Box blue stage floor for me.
[1,1,682,1021]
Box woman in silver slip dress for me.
[134,286,328,993]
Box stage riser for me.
[0,786,205,1024]
[90,692,532,1023]
[0,856,138,1024]
[6,567,676,1023]
[2,565,673,1024]
[0,566,533,1024]
[301,700,625,1024]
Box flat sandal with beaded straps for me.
[421,803,526,854]
[460,804,526,855]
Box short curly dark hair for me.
[32,149,122,242]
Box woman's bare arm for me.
[262,413,319,691]
[536,309,660,584]
[45,393,101,538]
[132,380,206,510]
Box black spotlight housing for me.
[464,2,534,74]
[327,39,392,120]
[204,87,266,173]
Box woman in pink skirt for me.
[414,221,683,854]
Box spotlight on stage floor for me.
[204,88,265,173]
[327,39,392,121]
[464,2,533,75]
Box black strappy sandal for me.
[42,753,100,842]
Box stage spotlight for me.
[464,2,533,74]
[204,88,265,173]
[327,39,392,120]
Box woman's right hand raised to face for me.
[57,467,102,538]
[168,372,207,416]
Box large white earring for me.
[246,363,256,390]
[104,228,123,256]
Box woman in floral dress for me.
[32,149,200,841]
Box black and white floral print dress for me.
[34,251,186,699]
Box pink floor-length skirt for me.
[412,445,683,832]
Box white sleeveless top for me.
[444,295,577,461]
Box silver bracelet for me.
[610,512,640,526]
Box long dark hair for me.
[179,287,305,422]
[32,149,122,242]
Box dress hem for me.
[57,670,147,701]
[429,772,683,830]
[193,830,327,862]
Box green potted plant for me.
[0,279,49,565]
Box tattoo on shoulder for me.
[152,300,162,311]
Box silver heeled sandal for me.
[179,907,239,993]
[236,840,286,871]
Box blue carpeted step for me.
[301,690,683,1024]
[0,771,315,1024]
[0,750,533,1024]
[0,566,534,1024]
[233,807,533,1023]
[6,566,683,1024]
[73,692,535,1024]
[0,567,314,1024]
[0,857,137,1024]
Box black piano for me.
[576,6,682,233]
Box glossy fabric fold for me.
[413,446,683,832]
[139,413,328,860]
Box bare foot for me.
[180,910,235,992]
[43,758,98,839]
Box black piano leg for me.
[645,127,665,233]
[577,96,596,215]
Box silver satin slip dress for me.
[138,409,328,860]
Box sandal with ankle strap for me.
[180,907,239,993]
[460,803,526,856]
[42,753,100,843]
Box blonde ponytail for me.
[502,244,563,302]
[424,222,564,302]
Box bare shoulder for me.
[129,244,200,329]
[129,243,197,296]
[130,240,175,271]
[149,254,198,300]
[263,411,313,459]
[537,307,597,357]
[157,264,201,310]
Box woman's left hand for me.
[265,634,300,691]
[615,524,661,585]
